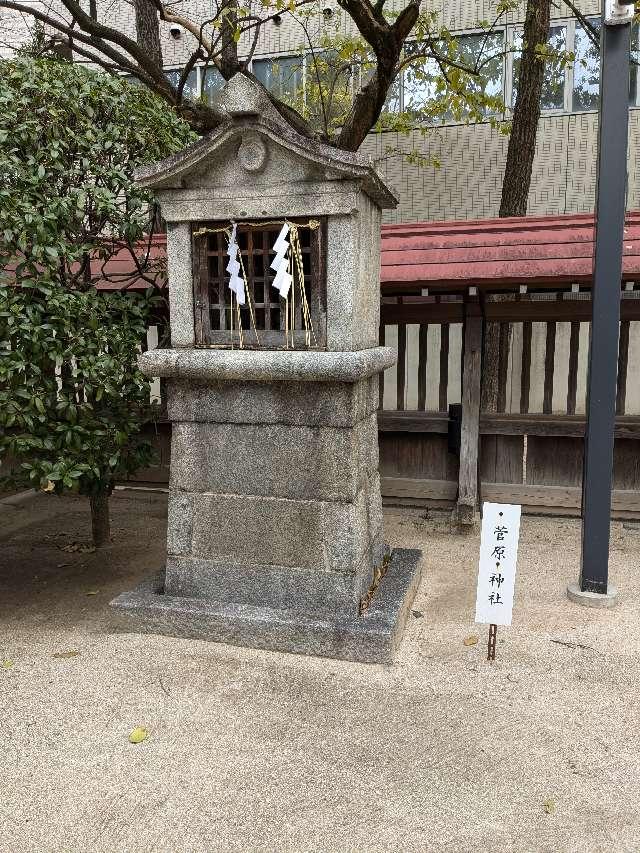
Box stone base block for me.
[566,582,619,609]
[110,548,422,664]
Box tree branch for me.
[561,0,599,49]
[336,0,420,150]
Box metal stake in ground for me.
[570,1,633,609]
[487,624,498,662]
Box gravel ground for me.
[1,489,639,853]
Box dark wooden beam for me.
[378,411,449,433]
[380,296,640,324]
[377,410,640,440]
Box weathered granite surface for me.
[165,223,194,348]
[326,197,382,351]
[112,73,421,662]
[166,475,376,573]
[139,347,396,382]
[111,548,422,664]
[135,74,397,212]
[166,376,379,427]
[169,414,378,501]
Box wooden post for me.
[453,299,483,528]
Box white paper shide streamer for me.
[270,223,293,299]
[226,223,246,306]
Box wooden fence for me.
[378,288,640,518]
[136,288,640,517]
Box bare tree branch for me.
[337,0,421,150]
[561,0,599,49]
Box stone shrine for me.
[111,74,421,662]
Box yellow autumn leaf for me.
[543,799,556,815]
[463,636,478,646]
[128,727,149,744]
[85,590,100,596]
[42,480,55,493]
[2,660,14,669]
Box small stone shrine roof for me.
[135,73,397,209]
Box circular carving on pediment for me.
[238,132,268,173]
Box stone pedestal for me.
[158,348,392,617]
[110,73,422,662]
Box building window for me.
[359,55,401,114]
[403,32,504,122]
[572,18,600,112]
[456,31,505,110]
[203,66,224,103]
[510,24,568,111]
[164,67,199,99]
[402,50,439,115]
[154,16,640,129]
[252,55,304,102]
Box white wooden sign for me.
[475,502,522,626]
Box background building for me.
[1,2,633,223]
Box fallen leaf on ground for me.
[411,610,424,619]
[2,660,14,669]
[41,480,55,493]
[56,563,71,569]
[463,636,478,646]
[52,651,80,659]
[85,590,100,596]
[543,799,556,815]
[128,727,149,744]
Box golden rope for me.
[289,250,295,349]
[236,296,244,349]
[237,248,261,347]
[284,293,289,349]
[193,219,321,240]
[289,224,317,348]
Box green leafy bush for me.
[0,286,155,494]
[0,57,196,544]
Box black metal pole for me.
[579,12,632,595]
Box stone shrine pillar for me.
[112,75,421,663]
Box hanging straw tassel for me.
[289,251,295,349]
[290,225,317,348]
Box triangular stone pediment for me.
[135,74,397,208]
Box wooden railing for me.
[378,288,640,518]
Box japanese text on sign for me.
[475,502,521,626]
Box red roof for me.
[92,235,166,290]
[92,213,640,293]
[380,212,640,292]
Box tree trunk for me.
[499,0,551,217]
[134,0,162,69]
[483,0,552,416]
[90,492,110,548]
[220,0,240,79]
[481,322,501,412]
